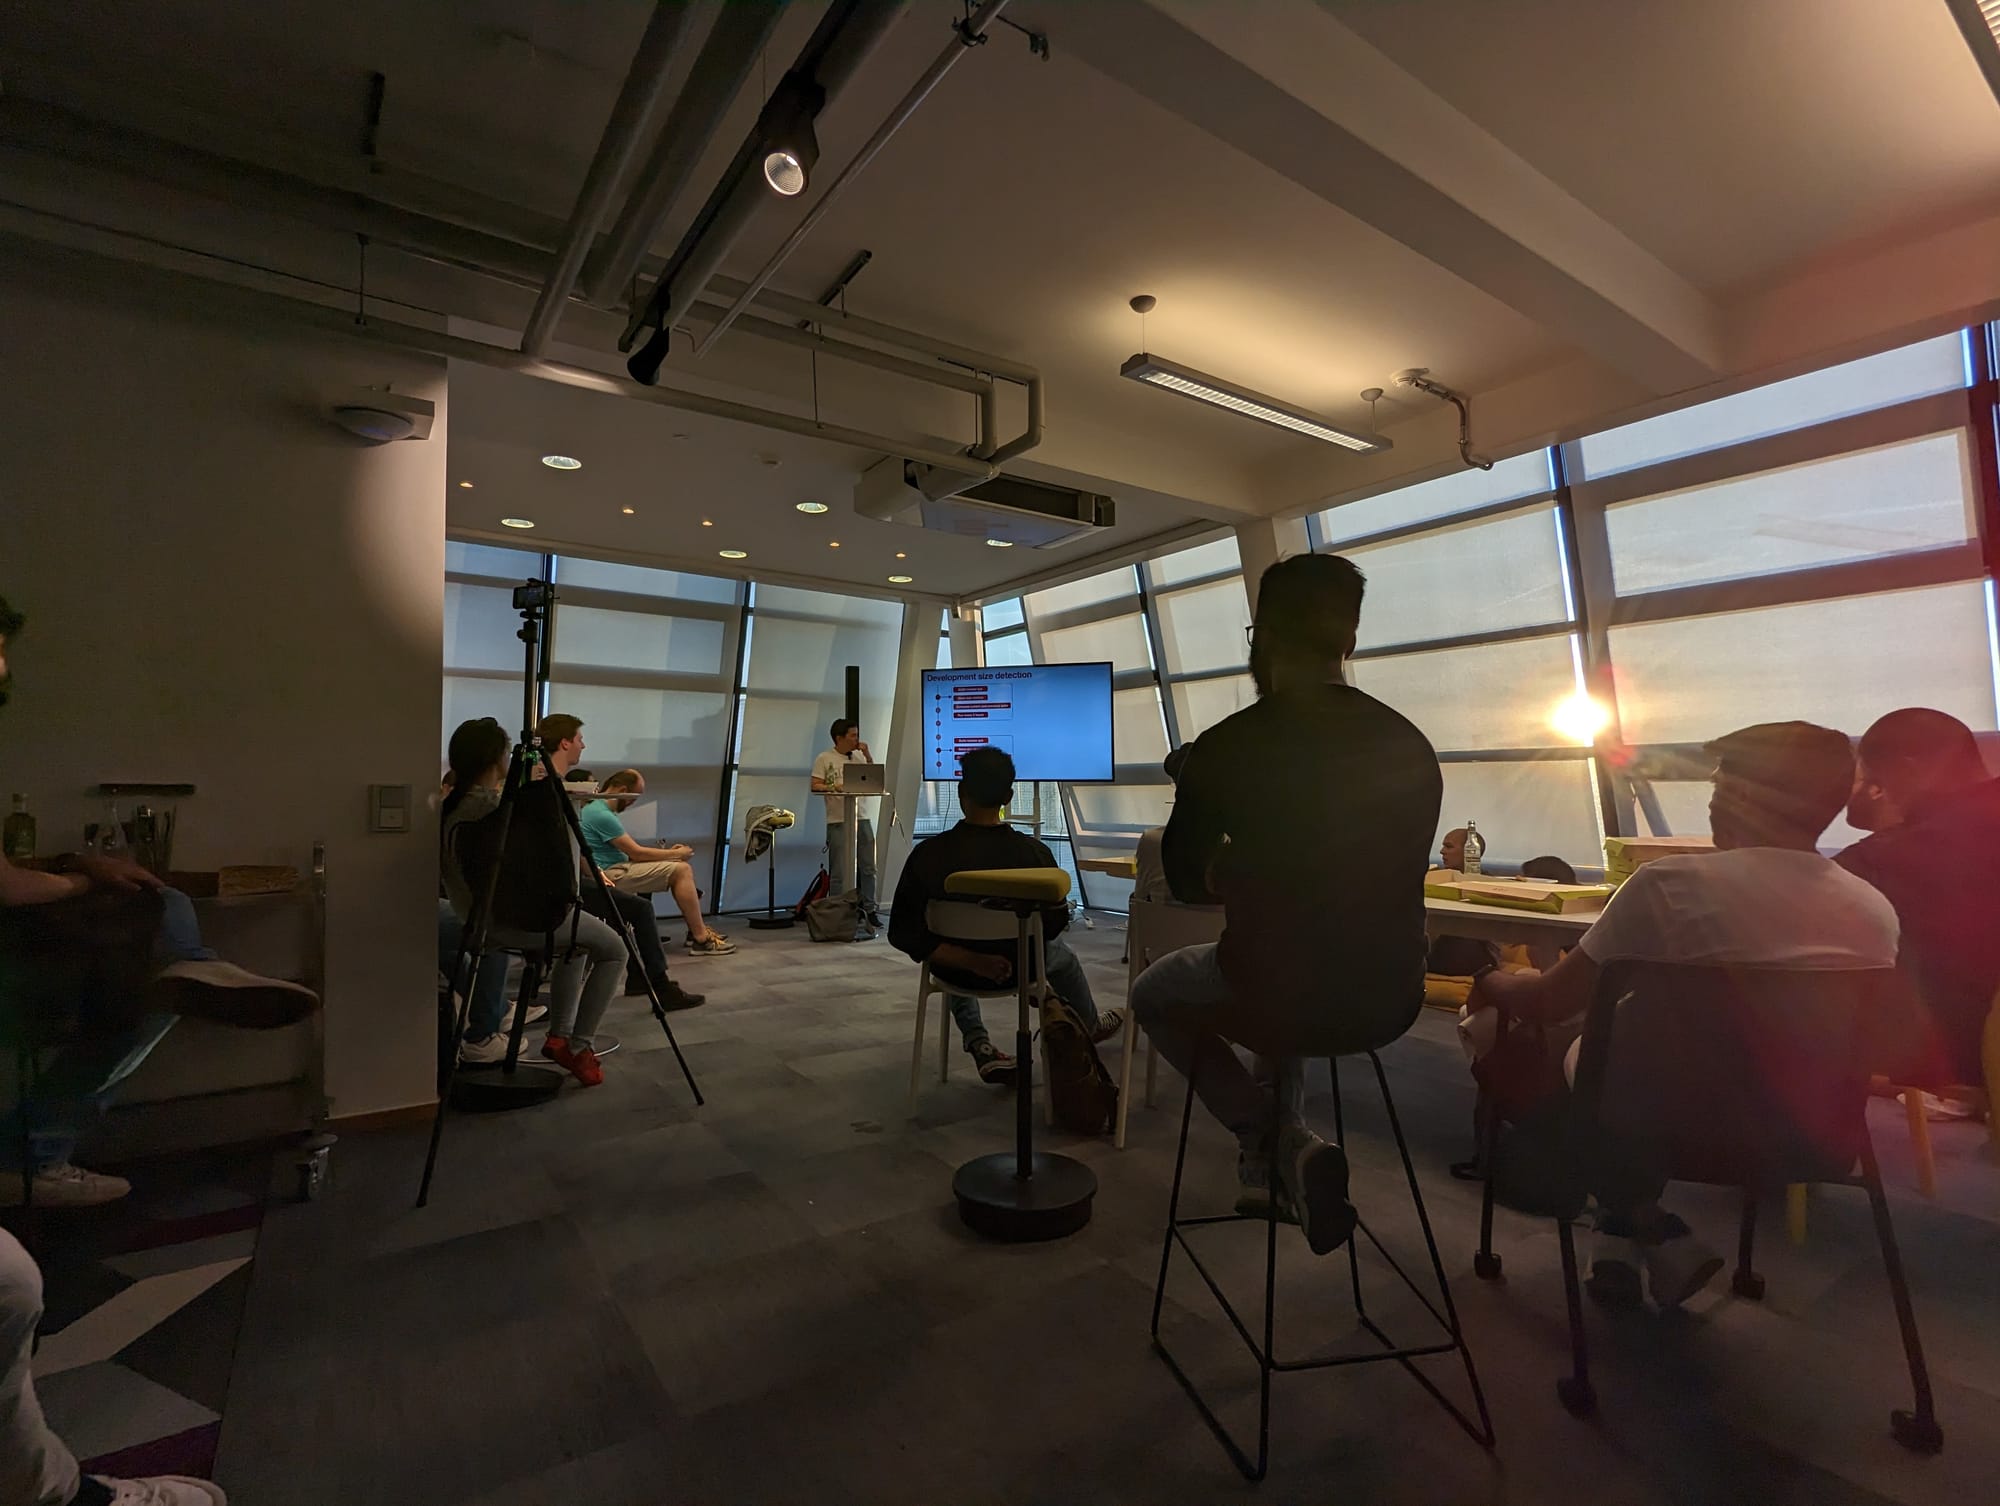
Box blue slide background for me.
[922,663,1114,781]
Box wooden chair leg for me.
[1115,1007,1137,1149]
[1902,1088,1937,1198]
[908,987,930,1114]
[1145,1032,1159,1108]
[939,992,952,1084]
[1786,1183,1811,1246]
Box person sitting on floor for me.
[888,747,1123,1086]
[1467,722,1899,1309]
[0,597,317,1209]
[3,1227,226,1504]
[573,765,735,957]
[1837,707,2000,1088]
[1132,745,1191,905]
[1133,553,1442,1255]
[441,717,625,1087]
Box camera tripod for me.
[417,583,703,1208]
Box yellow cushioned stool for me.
[938,868,1095,1241]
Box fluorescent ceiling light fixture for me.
[718,548,748,560]
[500,517,536,530]
[888,575,913,584]
[795,501,829,514]
[1120,353,1390,452]
[985,538,1014,548]
[540,454,582,470]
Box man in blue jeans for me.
[0,600,316,1208]
[888,748,1122,1084]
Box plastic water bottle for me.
[1462,821,1485,876]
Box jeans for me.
[826,818,877,917]
[485,910,624,1051]
[2,1228,80,1506]
[1,889,211,1175]
[1131,942,1304,1156]
[437,901,512,1041]
[944,935,1100,1054]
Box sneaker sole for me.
[153,976,317,1030]
[1295,1145,1356,1256]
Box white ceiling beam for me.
[1047,0,1724,393]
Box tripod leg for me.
[418,932,487,1208]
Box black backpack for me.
[448,776,578,935]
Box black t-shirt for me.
[1162,683,1441,1046]
[1837,777,2000,1081]
[887,819,1068,991]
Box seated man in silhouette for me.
[1470,722,1898,1309]
[1134,554,1442,1256]
[1838,707,2000,1086]
[889,747,1121,1085]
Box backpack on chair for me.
[1039,990,1118,1135]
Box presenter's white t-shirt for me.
[1578,848,1898,971]
[812,747,873,825]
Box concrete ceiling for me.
[6,0,1999,588]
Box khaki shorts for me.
[601,860,687,895]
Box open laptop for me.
[840,762,887,797]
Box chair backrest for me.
[1577,961,1893,1189]
[924,899,1025,945]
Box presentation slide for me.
[922,663,1115,782]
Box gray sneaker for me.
[685,932,737,956]
[1278,1126,1356,1255]
[1234,1148,1300,1224]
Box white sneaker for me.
[1277,1126,1356,1255]
[101,1475,227,1504]
[155,958,318,1028]
[0,1163,132,1209]
[458,1032,516,1065]
[523,1003,549,1026]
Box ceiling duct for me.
[855,457,1113,549]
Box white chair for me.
[910,898,1053,1123]
[1119,898,1227,1149]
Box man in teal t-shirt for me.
[580,770,735,956]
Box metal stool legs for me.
[1150,1051,1496,1480]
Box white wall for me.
[0,265,445,1120]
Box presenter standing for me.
[811,719,879,929]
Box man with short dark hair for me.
[1134,553,1441,1255]
[811,718,878,928]
[1838,707,2000,1084]
[889,747,1122,1085]
[1473,721,1899,1308]
[579,768,734,957]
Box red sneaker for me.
[542,1036,604,1087]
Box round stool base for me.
[747,915,796,930]
[450,1067,564,1112]
[594,1035,622,1057]
[953,1151,1097,1243]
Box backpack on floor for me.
[794,865,831,921]
[1039,991,1118,1136]
[805,887,863,943]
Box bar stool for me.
[941,867,1095,1242]
[442,945,562,1112]
[1152,1026,1495,1480]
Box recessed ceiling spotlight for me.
[985,538,1014,548]
[500,517,536,530]
[701,519,713,527]
[718,548,748,560]
[828,540,841,549]
[795,501,829,514]
[457,481,474,489]
[620,507,635,515]
[888,574,913,584]
[540,454,582,470]
[895,552,907,559]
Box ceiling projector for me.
[329,390,436,444]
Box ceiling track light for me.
[758,72,825,198]
[1120,354,1390,452]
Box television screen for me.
[922,663,1115,782]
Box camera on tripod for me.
[512,580,555,613]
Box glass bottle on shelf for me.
[3,794,33,861]
[1462,821,1485,876]
[97,798,128,856]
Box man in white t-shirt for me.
[1469,721,1898,1310]
[810,718,878,928]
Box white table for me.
[1424,896,1596,949]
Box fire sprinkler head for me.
[1391,368,1430,389]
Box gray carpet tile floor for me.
[215,917,2000,1505]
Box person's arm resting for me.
[1469,941,1599,1026]
[612,832,679,863]
[0,852,91,907]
